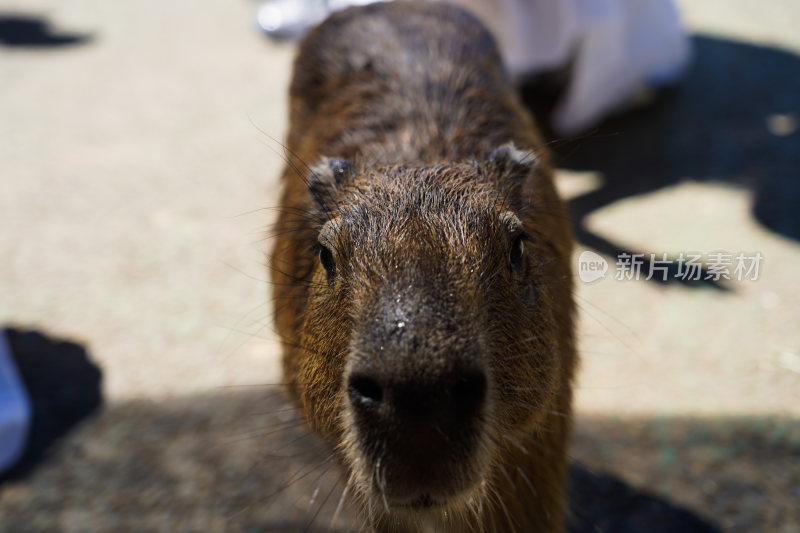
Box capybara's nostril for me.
[451,370,487,419]
[348,373,384,406]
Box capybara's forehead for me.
[337,193,506,252]
[338,163,507,226]
[332,204,510,284]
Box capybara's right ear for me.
[308,157,354,208]
[487,142,538,199]
[488,142,537,176]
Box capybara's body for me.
[271,2,576,531]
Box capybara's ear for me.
[488,142,537,176]
[308,157,354,209]
[487,142,539,200]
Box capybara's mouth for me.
[348,409,489,508]
[358,446,486,513]
[389,493,443,510]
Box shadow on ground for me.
[0,327,103,484]
[0,14,92,48]
[0,385,795,532]
[571,416,799,533]
[523,35,800,287]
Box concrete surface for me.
[0,0,798,531]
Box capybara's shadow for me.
[0,327,103,483]
[522,35,800,287]
[0,14,92,48]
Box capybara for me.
[271,2,576,531]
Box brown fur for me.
[271,2,576,531]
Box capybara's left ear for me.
[307,157,354,209]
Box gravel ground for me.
[0,0,798,531]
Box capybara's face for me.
[295,146,564,516]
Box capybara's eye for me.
[509,234,526,270]
[319,245,336,277]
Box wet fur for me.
[271,2,576,531]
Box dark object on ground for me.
[0,14,92,48]
[0,327,103,483]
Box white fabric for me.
[449,0,690,135]
[0,331,30,474]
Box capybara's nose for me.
[346,365,487,429]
